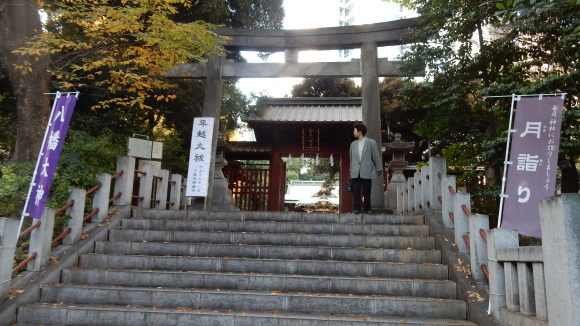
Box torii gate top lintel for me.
[214,17,419,52]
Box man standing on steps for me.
[349,123,382,214]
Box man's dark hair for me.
[353,123,367,136]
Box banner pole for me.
[496,94,519,228]
[17,92,62,236]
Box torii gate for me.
[167,18,419,210]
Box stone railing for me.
[395,156,580,326]
[0,155,189,301]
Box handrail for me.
[55,200,75,215]
[109,192,121,202]
[83,208,99,222]
[462,204,472,216]
[449,213,455,222]
[463,235,470,248]
[111,170,124,179]
[448,186,456,195]
[135,169,147,175]
[479,229,488,242]
[85,183,102,195]
[51,228,71,245]
[12,253,37,275]
[18,221,41,240]
[481,264,489,280]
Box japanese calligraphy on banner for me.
[186,117,214,197]
[26,92,78,219]
[502,96,565,237]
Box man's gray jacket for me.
[349,137,382,179]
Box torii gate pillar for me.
[201,54,225,211]
[361,42,385,209]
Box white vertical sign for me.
[186,117,214,197]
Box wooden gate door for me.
[224,163,270,211]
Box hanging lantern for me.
[288,153,292,165]
[330,154,334,166]
[301,153,306,166]
[315,153,320,165]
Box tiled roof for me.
[249,104,362,123]
[227,141,271,153]
[246,98,363,123]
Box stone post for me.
[169,174,182,210]
[155,169,170,210]
[0,218,19,300]
[361,42,384,209]
[113,155,136,206]
[453,192,470,254]
[63,188,86,245]
[407,177,414,214]
[539,194,580,326]
[487,228,519,321]
[413,172,422,212]
[211,147,238,211]
[469,214,489,284]
[441,175,456,229]
[92,173,111,222]
[27,208,55,272]
[420,167,430,210]
[428,157,445,210]
[396,184,404,215]
[137,164,154,209]
[385,161,407,210]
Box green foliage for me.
[17,0,229,110]
[290,78,360,98]
[47,129,125,231]
[387,0,580,193]
[0,163,33,218]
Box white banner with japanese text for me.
[501,96,565,237]
[186,117,214,197]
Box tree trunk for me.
[0,0,52,164]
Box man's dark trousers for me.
[352,177,372,212]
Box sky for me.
[236,0,341,98]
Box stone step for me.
[94,241,441,264]
[79,254,449,280]
[61,269,457,299]
[17,303,477,326]
[36,285,468,320]
[133,209,425,225]
[108,229,435,250]
[120,219,430,236]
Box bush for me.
[0,163,33,218]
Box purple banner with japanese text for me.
[502,96,565,237]
[26,93,78,219]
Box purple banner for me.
[502,96,565,237]
[26,93,78,219]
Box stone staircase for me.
[16,209,476,325]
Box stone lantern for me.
[383,133,414,210]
